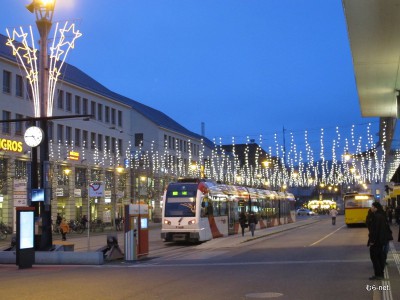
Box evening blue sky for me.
[0,0,378,154]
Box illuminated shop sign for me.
[0,138,23,153]
[68,151,80,161]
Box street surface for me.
[1,215,399,300]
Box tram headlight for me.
[188,219,196,225]
[164,219,171,225]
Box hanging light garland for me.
[47,122,386,190]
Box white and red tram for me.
[161,178,296,243]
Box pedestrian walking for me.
[60,218,70,241]
[367,202,387,280]
[239,212,247,236]
[329,208,338,225]
[248,212,257,237]
[56,213,62,226]
[80,215,88,230]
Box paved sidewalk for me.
[0,217,322,255]
[60,217,321,253]
[195,217,320,250]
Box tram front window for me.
[165,183,197,217]
[165,197,196,217]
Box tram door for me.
[227,200,237,235]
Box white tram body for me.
[161,179,296,243]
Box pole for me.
[37,16,53,250]
[87,189,91,251]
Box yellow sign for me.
[68,151,80,161]
[0,138,23,153]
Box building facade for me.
[0,33,212,227]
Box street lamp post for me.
[27,0,56,250]
[115,165,124,229]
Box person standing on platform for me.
[81,215,88,229]
[367,202,387,280]
[329,207,338,225]
[60,219,70,241]
[239,212,247,237]
[248,212,257,237]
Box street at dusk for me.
[1,1,400,300]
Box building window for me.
[15,113,23,135]
[0,158,8,194]
[82,130,88,149]
[135,133,143,147]
[75,96,81,114]
[105,106,110,123]
[75,168,86,189]
[105,136,110,152]
[16,75,23,97]
[83,98,88,115]
[57,124,64,142]
[91,132,96,150]
[98,134,103,151]
[66,126,72,145]
[118,110,122,127]
[57,89,64,109]
[75,128,81,147]
[98,103,103,121]
[3,70,11,94]
[27,85,33,101]
[48,122,54,141]
[118,139,123,156]
[2,110,11,134]
[66,92,72,112]
[15,160,28,180]
[111,108,116,125]
[111,137,116,153]
[90,101,96,119]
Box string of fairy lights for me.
[42,121,392,190]
[5,23,394,190]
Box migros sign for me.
[0,138,23,153]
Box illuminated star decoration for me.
[6,22,81,118]
[48,22,82,116]
[6,26,40,117]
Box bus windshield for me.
[165,183,198,217]
[344,194,374,208]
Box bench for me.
[53,241,75,251]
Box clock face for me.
[24,126,44,147]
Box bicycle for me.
[0,229,6,240]
[53,223,61,234]
[69,220,85,234]
[0,222,12,234]
[90,219,105,232]
[0,222,12,240]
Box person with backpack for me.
[239,212,247,237]
[248,212,257,237]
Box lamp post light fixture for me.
[114,165,124,228]
[343,151,352,162]
[5,0,82,250]
[26,0,56,250]
[63,168,71,176]
[116,165,124,174]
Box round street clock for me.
[24,126,44,147]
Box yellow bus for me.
[344,193,375,226]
